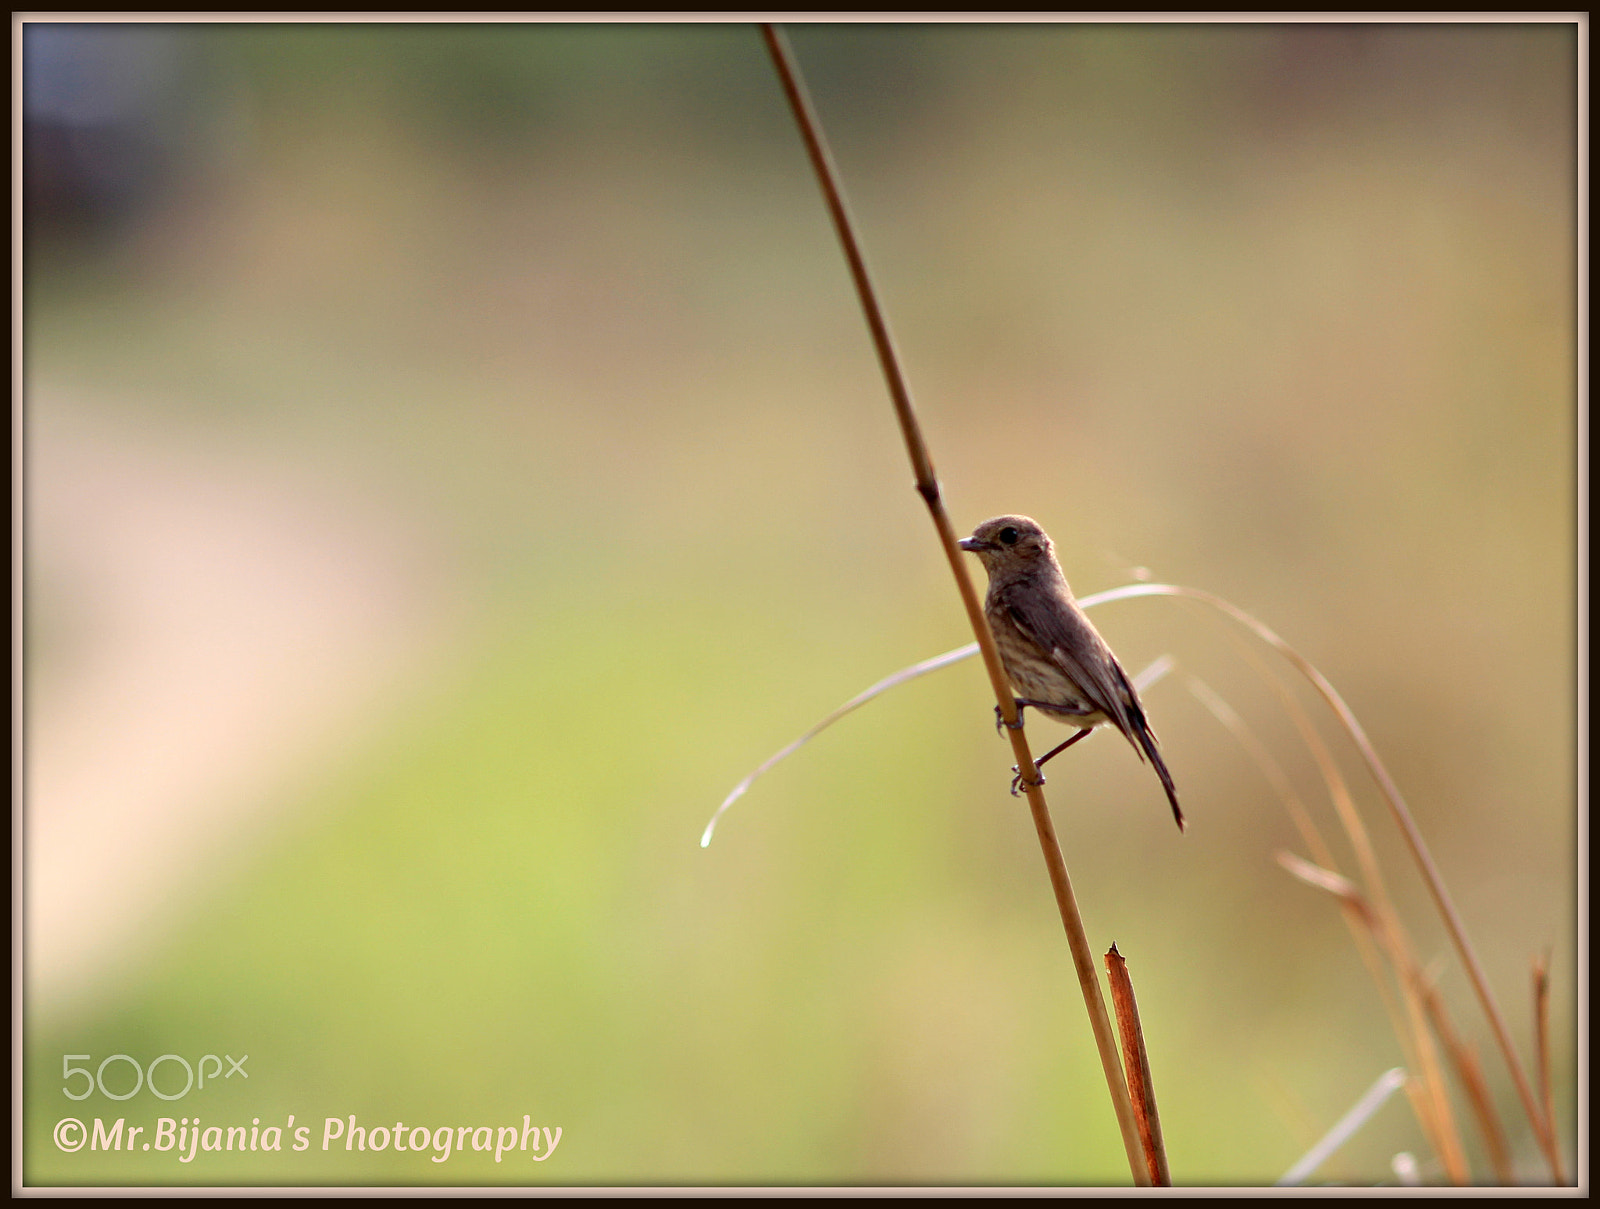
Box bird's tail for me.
[1129,715,1185,832]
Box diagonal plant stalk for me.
[759,22,1149,1184]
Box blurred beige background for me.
[22,19,1577,1186]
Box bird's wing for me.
[999,578,1183,829]
[1000,579,1143,746]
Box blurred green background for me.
[22,20,1577,1187]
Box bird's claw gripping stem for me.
[993,700,1028,734]
[1009,764,1045,796]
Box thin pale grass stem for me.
[1276,1066,1408,1187]
[701,643,979,847]
[1092,582,1561,1180]
[705,637,1167,846]
[760,23,1148,1183]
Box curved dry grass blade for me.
[1277,1067,1408,1186]
[700,642,978,847]
[704,641,1172,847]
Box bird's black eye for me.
[998,526,1019,545]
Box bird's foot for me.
[1009,763,1045,796]
[994,701,1028,734]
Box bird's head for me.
[958,515,1055,574]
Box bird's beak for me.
[958,536,989,553]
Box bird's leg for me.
[1035,727,1094,769]
[994,699,1028,734]
[1009,727,1093,796]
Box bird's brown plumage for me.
[960,515,1184,830]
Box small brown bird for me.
[959,515,1184,831]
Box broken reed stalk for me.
[1105,945,1171,1186]
[759,23,1149,1185]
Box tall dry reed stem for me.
[760,23,1150,1184]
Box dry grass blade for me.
[1195,657,1465,1179]
[1416,976,1514,1183]
[705,601,1170,845]
[700,643,978,847]
[1090,582,1562,1181]
[1532,952,1557,1175]
[1276,852,1373,924]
